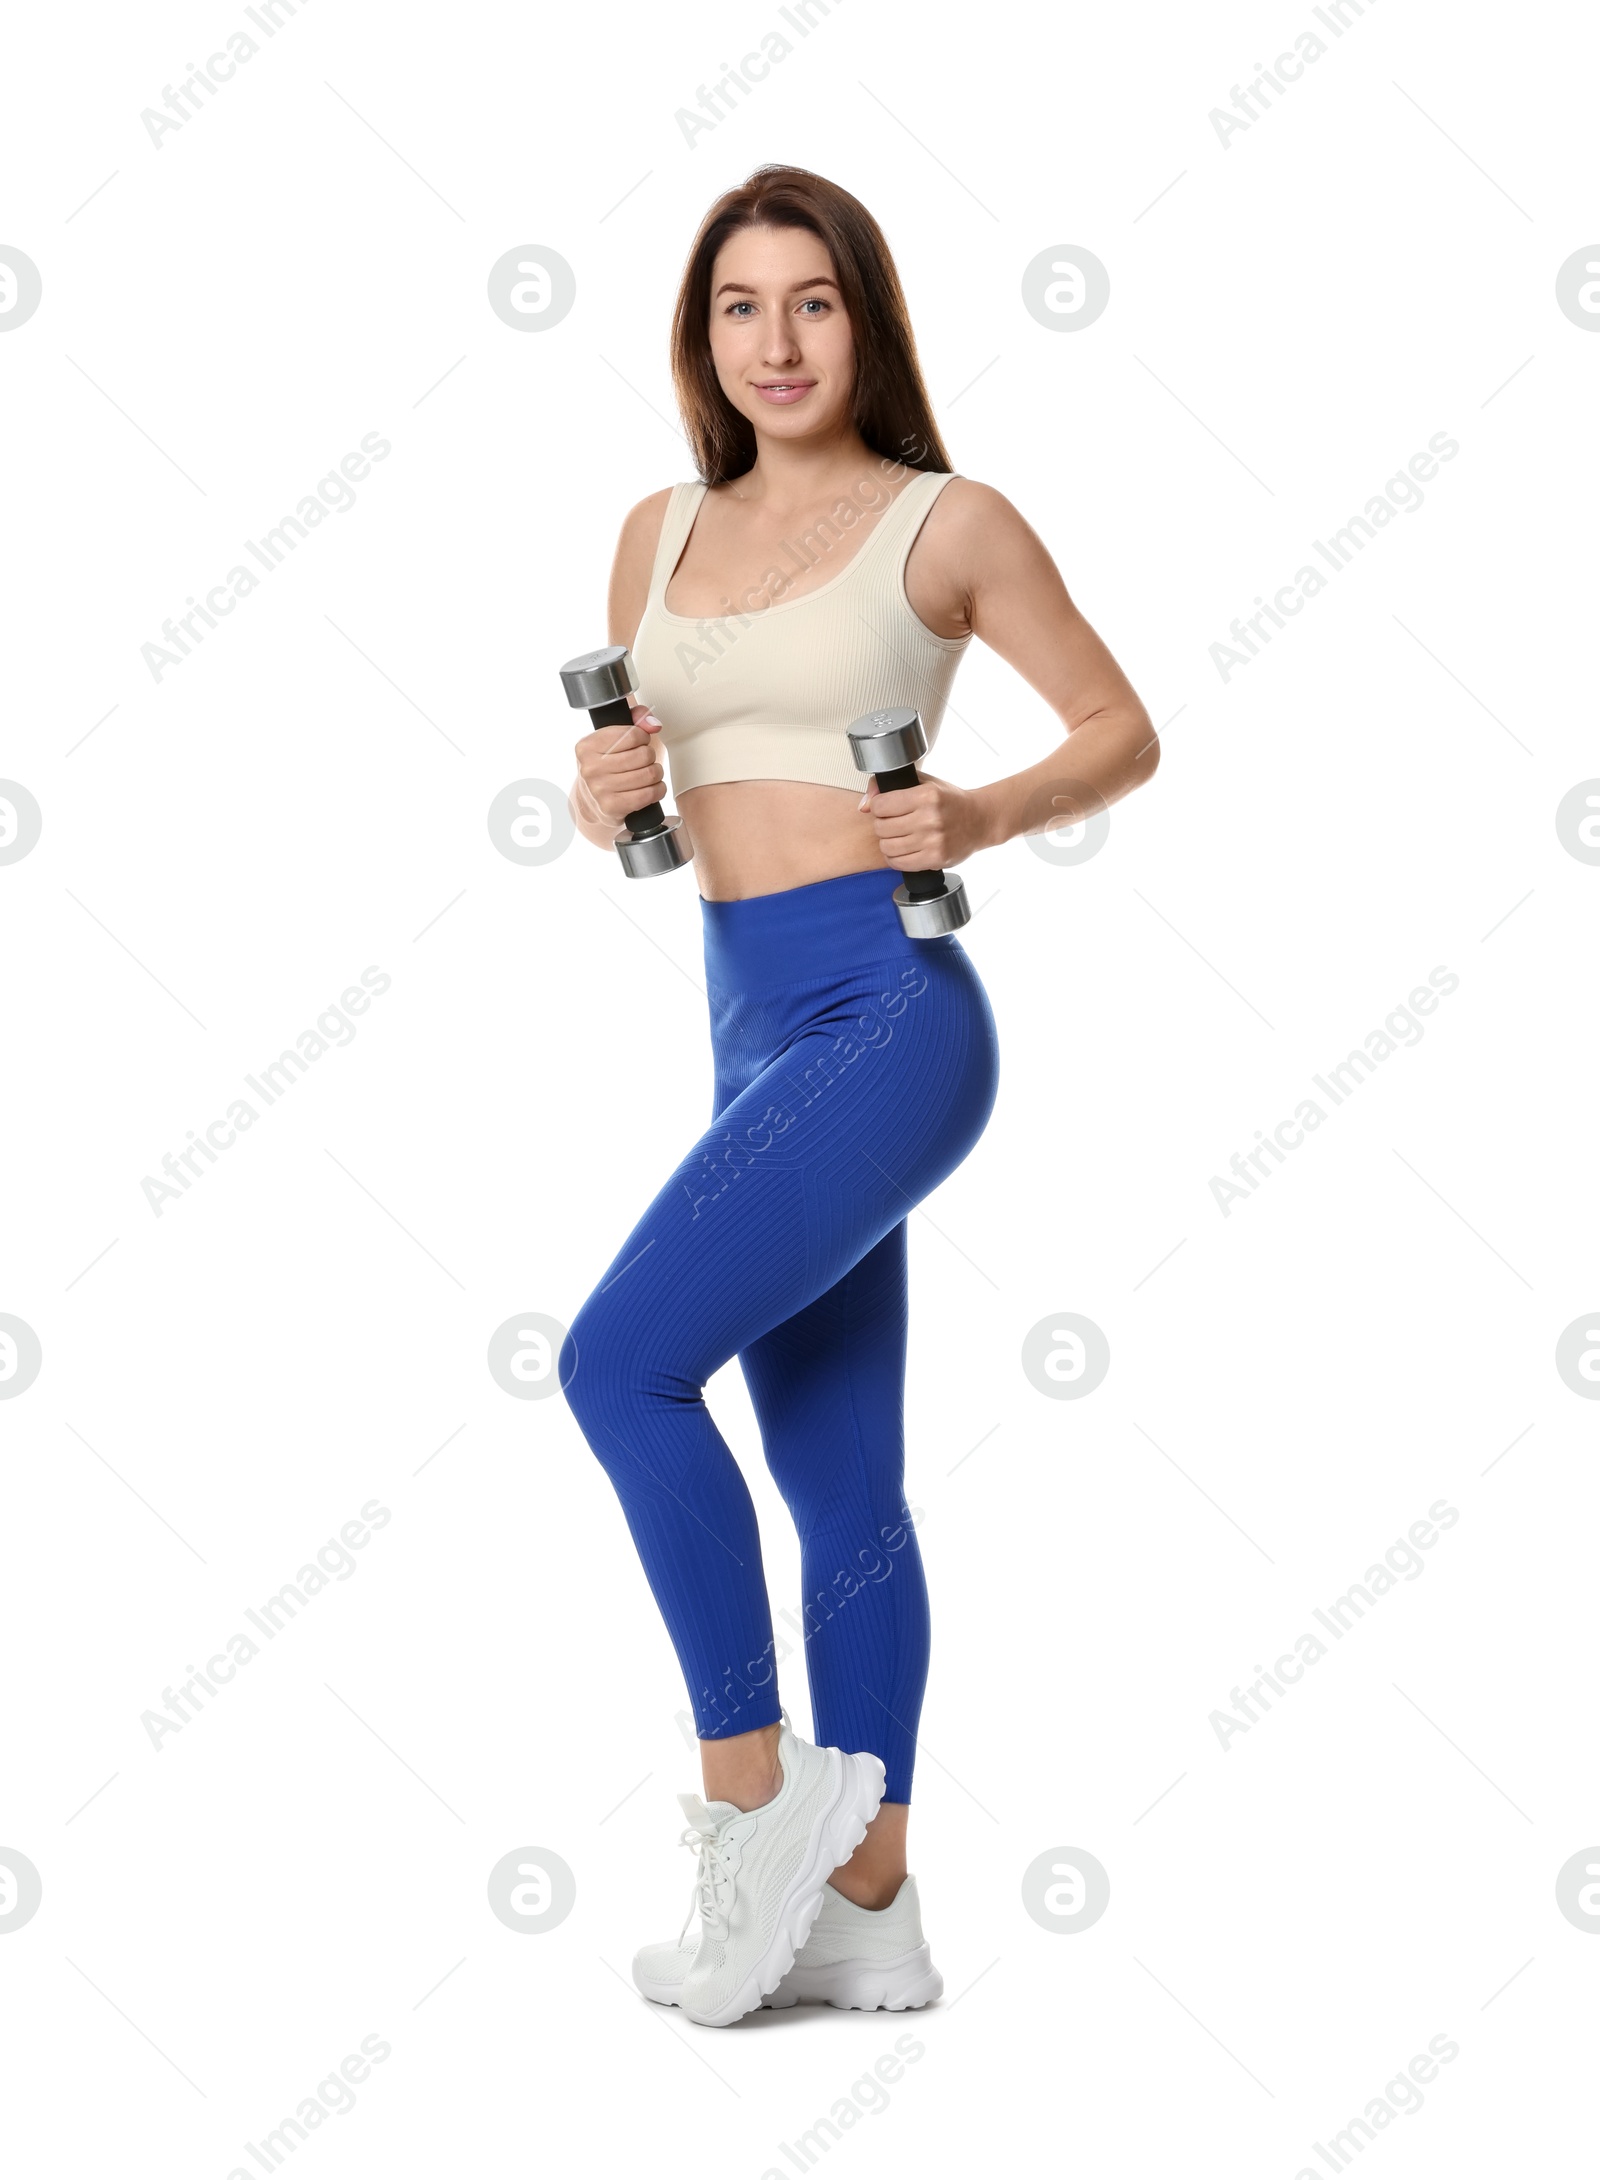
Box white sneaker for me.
[633,1873,943,2012]
[657,1714,886,2027]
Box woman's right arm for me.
[568,488,673,852]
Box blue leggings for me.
[559,865,999,1802]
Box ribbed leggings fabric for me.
[559,865,999,1802]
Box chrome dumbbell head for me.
[892,874,970,937]
[847,706,928,776]
[610,819,690,878]
[559,645,636,711]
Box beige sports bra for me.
[627,468,972,796]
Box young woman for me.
[559,165,1157,2028]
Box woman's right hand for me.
[573,701,666,822]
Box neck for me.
[732,425,907,514]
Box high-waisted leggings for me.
[559,864,1000,1803]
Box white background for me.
[2,0,1597,2173]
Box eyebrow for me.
[712,276,841,298]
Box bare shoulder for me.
[929,476,1055,562]
[608,484,681,647]
[615,485,677,570]
[906,474,1063,637]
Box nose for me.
[761,316,802,365]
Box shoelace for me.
[674,1716,790,1949]
[676,1815,738,1946]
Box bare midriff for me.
[678,778,890,901]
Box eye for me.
[724,300,755,317]
[798,297,829,314]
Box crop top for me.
[626,468,972,796]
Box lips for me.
[753,381,814,404]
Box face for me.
[706,223,855,444]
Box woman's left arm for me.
[861,480,1160,868]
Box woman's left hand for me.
[857,772,991,870]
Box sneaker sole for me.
[638,1940,942,2013]
[681,1747,886,2028]
[763,1942,944,2012]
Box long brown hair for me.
[669,164,953,487]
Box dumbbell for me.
[847,706,971,937]
[558,644,690,878]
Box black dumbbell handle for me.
[589,694,669,839]
[871,761,948,902]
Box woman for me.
[559,165,1157,2028]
